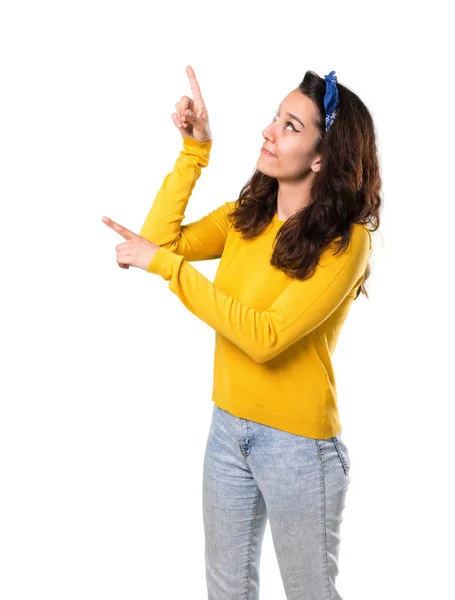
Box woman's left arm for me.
[145,225,371,363]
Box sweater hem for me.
[211,393,341,440]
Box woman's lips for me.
[261,147,276,157]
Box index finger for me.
[102,216,137,240]
[186,65,203,102]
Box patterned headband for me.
[324,71,340,131]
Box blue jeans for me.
[203,405,351,600]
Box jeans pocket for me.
[332,435,350,476]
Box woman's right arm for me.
[139,137,233,260]
[140,66,232,261]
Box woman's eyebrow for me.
[278,104,305,129]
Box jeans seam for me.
[332,436,349,476]
[243,487,262,600]
[316,439,333,600]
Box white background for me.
[1,1,453,598]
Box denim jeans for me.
[202,405,351,600]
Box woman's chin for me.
[256,157,274,176]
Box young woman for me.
[103,64,381,600]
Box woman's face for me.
[257,88,322,180]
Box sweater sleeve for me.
[146,225,371,363]
[139,137,233,261]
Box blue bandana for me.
[324,71,339,131]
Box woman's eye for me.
[273,112,297,131]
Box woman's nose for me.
[262,125,275,141]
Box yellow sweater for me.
[141,137,372,439]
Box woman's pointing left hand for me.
[102,216,160,270]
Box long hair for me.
[227,70,382,299]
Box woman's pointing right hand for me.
[172,65,212,143]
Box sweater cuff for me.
[146,247,184,280]
[182,136,213,166]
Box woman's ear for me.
[311,155,322,173]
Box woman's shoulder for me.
[328,222,371,247]
[353,222,372,251]
[320,222,371,265]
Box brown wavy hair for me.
[227,70,382,299]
